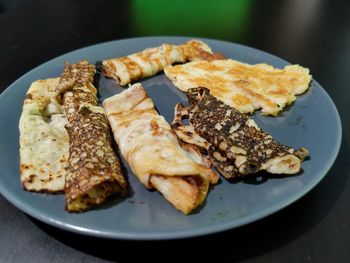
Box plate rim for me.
[0,36,343,240]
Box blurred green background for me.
[131,0,251,41]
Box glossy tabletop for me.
[0,0,349,262]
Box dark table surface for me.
[1,0,349,262]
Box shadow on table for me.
[30,138,349,263]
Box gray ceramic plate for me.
[0,37,342,240]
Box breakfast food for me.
[56,61,127,212]
[164,59,312,115]
[103,83,218,214]
[102,40,225,86]
[18,39,312,215]
[172,88,308,179]
[19,78,69,192]
[180,39,226,61]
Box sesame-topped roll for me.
[56,61,127,212]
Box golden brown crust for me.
[180,40,226,61]
[103,83,218,214]
[57,61,127,212]
[102,44,186,86]
[55,61,96,103]
[149,175,206,215]
[164,60,312,116]
[102,40,226,86]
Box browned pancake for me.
[56,61,127,212]
[102,40,226,86]
[103,83,219,214]
[172,87,308,179]
[165,59,312,116]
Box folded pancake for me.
[103,83,218,214]
[180,39,226,61]
[19,78,68,192]
[102,39,225,86]
[164,59,312,116]
[172,88,309,179]
[56,61,127,212]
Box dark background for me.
[0,0,349,262]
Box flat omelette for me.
[164,59,312,116]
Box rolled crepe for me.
[103,83,218,214]
[180,39,226,61]
[172,87,309,179]
[19,78,68,192]
[56,61,127,212]
[102,39,225,86]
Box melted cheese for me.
[164,59,312,115]
[19,78,69,192]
